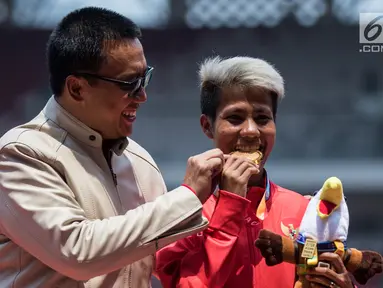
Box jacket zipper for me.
[106,150,118,187]
[105,150,123,212]
[129,265,132,288]
[110,167,117,186]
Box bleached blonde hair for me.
[198,56,285,101]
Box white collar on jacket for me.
[42,96,128,155]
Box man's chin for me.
[119,126,133,138]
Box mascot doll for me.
[255,177,383,288]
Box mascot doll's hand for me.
[346,249,383,285]
[255,229,284,266]
[255,229,296,266]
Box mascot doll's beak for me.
[317,177,343,219]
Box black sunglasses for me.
[74,66,154,97]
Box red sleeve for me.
[181,184,196,195]
[155,190,251,287]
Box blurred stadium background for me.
[0,0,383,286]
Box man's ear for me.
[65,75,86,101]
[200,114,214,139]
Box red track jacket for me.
[155,179,309,287]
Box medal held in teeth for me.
[230,150,263,165]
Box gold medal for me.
[230,150,263,164]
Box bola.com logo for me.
[359,13,383,53]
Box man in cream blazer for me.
[0,7,224,288]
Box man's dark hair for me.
[200,83,279,122]
[47,7,142,96]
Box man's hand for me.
[219,154,260,197]
[306,253,354,288]
[183,148,225,203]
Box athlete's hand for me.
[306,253,354,288]
[219,154,260,197]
